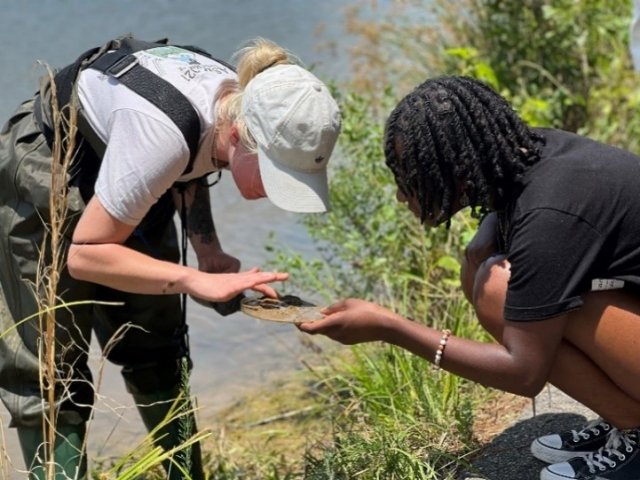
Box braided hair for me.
[384,76,545,224]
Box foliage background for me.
[220,1,638,478]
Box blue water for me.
[0,0,352,117]
[0,0,372,474]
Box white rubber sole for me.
[540,465,572,480]
[530,440,590,464]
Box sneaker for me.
[457,473,490,480]
[540,428,640,479]
[532,418,612,464]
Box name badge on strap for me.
[591,278,625,291]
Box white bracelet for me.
[434,329,452,370]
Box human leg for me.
[0,97,96,477]
[561,290,640,422]
[472,257,640,428]
[17,423,87,480]
[92,218,204,480]
[536,291,640,477]
[0,277,93,479]
[94,290,204,480]
[131,384,204,480]
[472,257,640,476]
[471,258,609,461]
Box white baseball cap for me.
[242,64,341,213]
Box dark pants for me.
[0,96,188,428]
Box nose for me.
[396,189,407,203]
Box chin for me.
[420,213,449,228]
[240,191,266,200]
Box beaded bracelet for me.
[433,329,452,371]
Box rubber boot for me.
[133,387,204,480]
[17,423,87,479]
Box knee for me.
[460,255,476,303]
[472,255,510,340]
[121,358,189,396]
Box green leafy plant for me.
[261,2,640,478]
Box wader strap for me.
[37,37,234,178]
[89,49,200,174]
[178,187,191,357]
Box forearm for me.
[68,242,200,295]
[382,318,544,397]
[172,181,222,259]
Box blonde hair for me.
[216,38,300,152]
[233,37,297,88]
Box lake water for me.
[0,0,368,475]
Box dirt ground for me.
[460,386,597,480]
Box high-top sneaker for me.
[532,418,612,464]
[540,428,640,480]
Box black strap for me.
[35,36,234,194]
[89,44,201,174]
[178,187,191,355]
[54,44,108,119]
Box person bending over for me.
[0,35,341,479]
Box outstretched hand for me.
[298,298,404,345]
[187,267,288,302]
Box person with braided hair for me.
[300,75,640,480]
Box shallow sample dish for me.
[240,295,324,324]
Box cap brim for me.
[258,148,330,213]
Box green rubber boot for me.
[17,423,87,480]
[133,387,204,480]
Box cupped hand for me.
[464,212,499,269]
[187,267,288,302]
[297,298,404,345]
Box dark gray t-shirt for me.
[503,128,640,321]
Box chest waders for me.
[25,35,235,479]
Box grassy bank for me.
[198,2,638,478]
[202,343,529,479]
[24,1,637,478]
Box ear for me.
[229,123,241,147]
[459,180,473,207]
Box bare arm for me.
[171,181,240,274]
[299,299,567,397]
[173,180,222,251]
[385,311,567,396]
[67,195,286,300]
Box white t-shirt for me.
[77,46,237,225]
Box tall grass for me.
[100,396,210,479]
[34,64,81,479]
[291,285,490,479]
